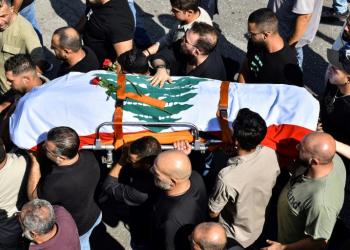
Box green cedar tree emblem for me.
[93,72,207,132]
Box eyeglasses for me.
[339,44,350,62]
[247,30,264,37]
[182,30,197,48]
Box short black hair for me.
[0,0,11,8]
[130,136,162,161]
[232,108,267,151]
[191,22,219,55]
[47,127,80,160]
[53,27,82,52]
[248,8,279,34]
[117,49,149,74]
[170,0,199,12]
[4,54,36,76]
[0,139,5,163]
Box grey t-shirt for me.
[277,153,346,244]
[208,146,280,248]
[267,0,324,47]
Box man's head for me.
[296,132,336,168]
[170,0,199,21]
[232,108,267,152]
[19,199,55,243]
[51,27,82,61]
[327,48,350,86]
[4,54,37,95]
[0,0,13,31]
[43,126,80,165]
[342,15,350,42]
[181,22,218,57]
[189,222,227,250]
[247,8,279,46]
[117,49,150,75]
[127,136,162,171]
[150,150,191,191]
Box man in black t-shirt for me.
[27,126,101,250]
[238,8,302,86]
[102,136,161,249]
[75,0,134,69]
[150,150,208,250]
[51,27,99,77]
[149,21,226,88]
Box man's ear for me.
[23,75,30,84]
[30,231,37,238]
[170,178,177,187]
[57,155,67,163]
[64,48,70,56]
[346,75,350,85]
[186,9,194,17]
[310,158,319,166]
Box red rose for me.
[103,59,112,69]
[92,76,100,85]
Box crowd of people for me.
[0,0,350,249]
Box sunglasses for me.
[182,30,197,48]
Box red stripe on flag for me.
[261,124,313,167]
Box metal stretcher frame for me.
[81,121,222,167]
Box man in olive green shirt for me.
[262,132,346,250]
[0,0,45,107]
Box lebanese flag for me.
[10,71,318,165]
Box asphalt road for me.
[35,0,342,249]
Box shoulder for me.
[196,7,213,25]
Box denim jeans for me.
[79,212,102,250]
[19,0,43,46]
[333,0,348,14]
[296,47,303,71]
[127,0,152,46]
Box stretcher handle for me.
[96,122,200,141]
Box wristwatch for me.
[156,65,166,69]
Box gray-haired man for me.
[18,199,80,249]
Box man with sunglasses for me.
[149,21,226,88]
[102,136,162,250]
[238,8,302,86]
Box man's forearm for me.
[288,14,312,48]
[75,14,87,34]
[237,57,249,83]
[152,59,166,69]
[144,44,159,57]
[27,157,41,200]
[283,237,327,250]
[12,0,23,12]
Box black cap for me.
[327,48,350,74]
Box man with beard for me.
[0,0,46,111]
[150,150,208,250]
[51,27,99,77]
[18,199,80,249]
[262,132,346,250]
[75,0,134,69]
[0,54,44,144]
[27,127,101,250]
[148,21,226,88]
[238,8,302,86]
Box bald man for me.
[51,27,99,77]
[150,150,208,250]
[190,222,227,250]
[262,132,346,250]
